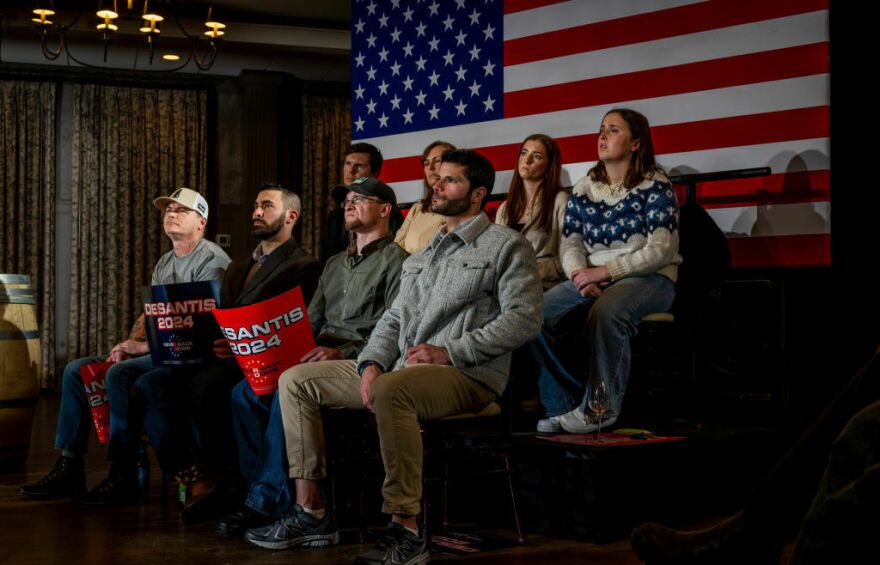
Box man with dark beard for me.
[245,150,543,562]
[169,183,322,522]
[216,177,407,539]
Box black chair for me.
[419,386,524,543]
[629,197,732,429]
[335,384,525,544]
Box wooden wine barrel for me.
[0,274,41,464]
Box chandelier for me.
[31,1,227,71]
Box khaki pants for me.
[278,360,496,516]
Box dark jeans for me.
[231,380,291,517]
[134,362,242,474]
[130,367,183,472]
[187,364,242,473]
[528,276,675,418]
[55,354,153,463]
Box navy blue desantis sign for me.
[142,280,222,367]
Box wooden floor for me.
[0,396,652,564]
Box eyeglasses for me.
[343,195,380,206]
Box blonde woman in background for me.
[394,141,455,254]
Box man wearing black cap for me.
[216,176,408,539]
[321,143,387,262]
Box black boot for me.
[75,465,140,506]
[216,505,273,539]
[20,456,86,498]
[181,474,237,524]
[630,513,780,564]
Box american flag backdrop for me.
[350,0,830,268]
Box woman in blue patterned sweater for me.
[529,108,682,434]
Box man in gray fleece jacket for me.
[251,149,543,564]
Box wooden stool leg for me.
[504,453,525,543]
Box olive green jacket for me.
[308,234,408,359]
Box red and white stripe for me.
[353,0,830,268]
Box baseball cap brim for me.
[334,178,398,207]
[153,196,195,211]
[153,187,209,219]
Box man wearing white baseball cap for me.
[150,187,228,284]
[155,186,210,219]
[21,187,231,505]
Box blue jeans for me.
[131,367,182,472]
[55,354,154,459]
[127,363,243,474]
[529,275,675,418]
[231,380,291,517]
[187,364,242,473]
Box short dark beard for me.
[252,215,285,240]
[431,192,473,217]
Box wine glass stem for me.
[596,415,602,441]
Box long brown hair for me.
[419,140,456,209]
[503,134,563,233]
[588,108,663,189]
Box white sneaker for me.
[558,407,617,434]
[536,416,561,433]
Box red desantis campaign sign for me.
[143,280,222,367]
[81,361,112,444]
[211,286,315,395]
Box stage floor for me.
[0,395,653,564]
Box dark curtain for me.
[68,84,207,360]
[0,80,56,387]
[300,95,351,257]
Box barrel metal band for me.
[0,292,36,305]
[0,288,33,296]
[0,330,40,339]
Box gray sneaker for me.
[559,407,618,434]
[354,523,429,565]
[536,416,561,433]
[244,504,339,550]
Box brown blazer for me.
[220,236,322,308]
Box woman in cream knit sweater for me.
[529,108,681,434]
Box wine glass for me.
[588,380,609,441]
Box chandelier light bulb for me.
[32,0,227,70]
[142,0,163,22]
[32,9,55,25]
[96,0,118,20]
